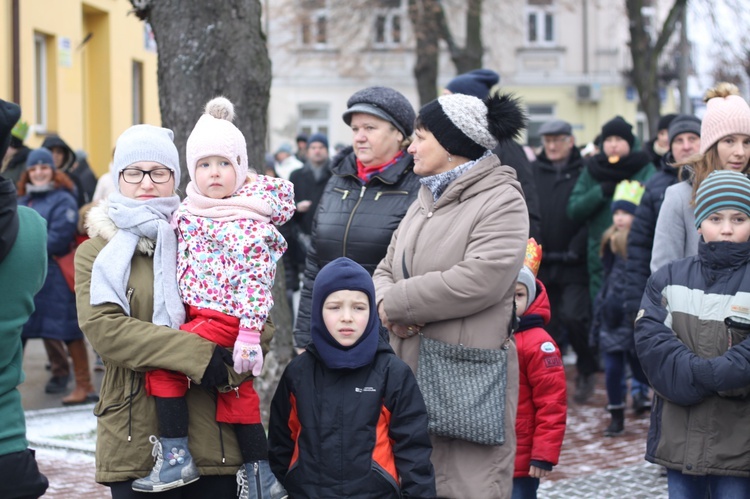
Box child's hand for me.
[528,465,550,478]
[233,329,264,376]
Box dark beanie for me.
[0,98,21,160]
[694,171,750,229]
[657,113,677,131]
[601,116,635,148]
[445,69,500,100]
[342,86,415,138]
[416,93,526,160]
[26,148,56,171]
[308,132,328,149]
[311,257,380,370]
[668,114,701,148]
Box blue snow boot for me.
[236,460,287,499]
[132,435,200,492]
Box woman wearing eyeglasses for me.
[75,125,250,498]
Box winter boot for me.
[132,436,200,492]
[604,407,625,437]
[62,339,99,405]
[573,373,596,405]
[236,461,287,499]
[43,338,70,394]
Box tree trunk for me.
[625,0,685,137]
[408,0,441,106]
[130,0,272,192]
[449,0,483,74]
[129,0,292,425]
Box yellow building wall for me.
[507,84,679,146]
[1,0,160,176]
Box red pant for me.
[145,306,260,424]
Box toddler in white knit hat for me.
[133,97,293,497]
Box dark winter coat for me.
[593,242,634,353]
[289,160,332,236]
[513,280,567,478]
[567,151,655,300]
[635,240,750,477]
[41,135,96,207]
[19,185,82,342]
[2,145,30,187]
[268,337,436,498]
[623,153,681,315]
[293,148,420,348]
[531,147,588,285]
[493,139,542,241]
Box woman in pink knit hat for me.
[651,83,750,273]
[132,97,293,498]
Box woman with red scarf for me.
[293,86,419,349]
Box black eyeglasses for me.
[120,168,174,184]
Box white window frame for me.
[34,33,48,133]
[373,1,404,48]
[297,102,330,138]
[300,1,329,49]
[525,4,556,47]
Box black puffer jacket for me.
[623,152,682,314]
[531,147,588,285]
[293,148,420,347]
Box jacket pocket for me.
[371,461,401,497]
[374,190,409,201]
[333,187,351,200]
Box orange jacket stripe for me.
[288,393,301,469]
[372,403,399,484]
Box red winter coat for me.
[513,279,567,478]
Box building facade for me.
[1,0,159,176]
[264,0,678,151]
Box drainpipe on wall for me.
[12,0,20,103]
[582,0,589,75]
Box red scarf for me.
[356,150,405,183]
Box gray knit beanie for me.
[112,124,180,192]
[416,93,526,160]
[517,266,537,305]
[668,114,701,148]
[342,86,415,138]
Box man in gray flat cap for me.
[531,119,598,404]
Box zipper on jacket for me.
[126,288,134,304]
[342,185,367,257]
[333,187,350,200]
[254,462,262,498]
[374,190,409,201]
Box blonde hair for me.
[600,223,629,259]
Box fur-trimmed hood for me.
[85,198,156,255]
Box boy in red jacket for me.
[512,239,568,499]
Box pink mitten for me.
[232,329,263,376]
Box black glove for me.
[199,346,233,388]
[601,181,617,198]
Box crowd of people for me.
[2,69,750,499]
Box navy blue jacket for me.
[19,186,83,341]
[268,337,436,498]
[592,244,633,353]
[623,153,681,314]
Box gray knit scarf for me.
[90,192,184,328]
[419,150,491,201]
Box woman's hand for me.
[379,302,422,339]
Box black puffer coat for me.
[293,147,419,347]
[493,139,542,241]
[623,152,681,315]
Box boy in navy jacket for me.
[268,257,435,498]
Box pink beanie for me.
[700,91,750,155]
[186,97,249,194]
